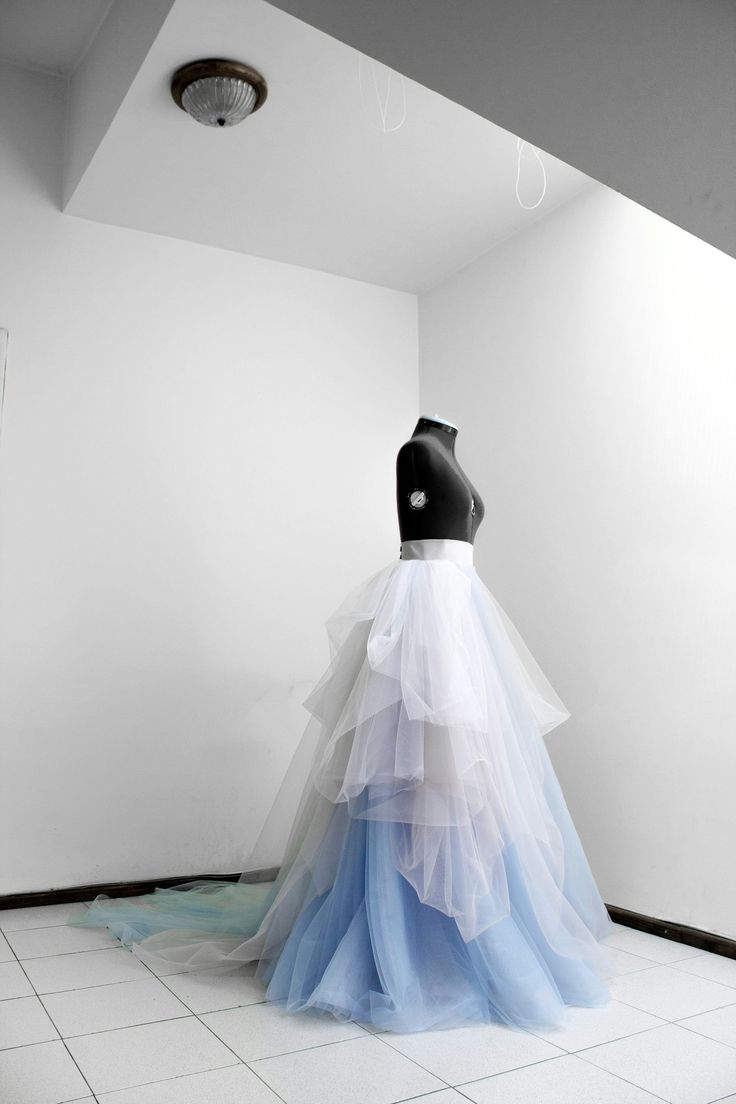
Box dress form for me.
[396,414,485,546]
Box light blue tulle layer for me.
[260,819,615,1034]
[69,765,616,1035]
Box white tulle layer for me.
[68,539,615,1030]
[294,541,576,940]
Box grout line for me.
[4,943,133,961]
[383,1032,651,1100]
[1,973,170,1000]
[1,921,93,937]
[385,1091,460,1104]
[668,1012,736,1052]
[602,991,736,1025]
[77,1061,242,1099]
[573,1047,680,1104]
[1,943,98,1100]
[391,1090,462,1104]
[39,1012,198,1042]
[246,1023,384,1064]
[666,962,736,990]
[608,946,696,965]
[0,904,90,933]
[240,1060,291,1104]
[460,1049,674,1104]
[605,941,711,965]
[372,1030,455,1091]
[521,1006,670,1050]
[560,1021,672,1056]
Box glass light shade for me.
[181,75,258,127]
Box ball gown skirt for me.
[67,538,617,1033]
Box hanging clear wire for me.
[357,54,407,133]
[515,139,547,210]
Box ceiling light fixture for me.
[171,58,267,128]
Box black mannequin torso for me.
[396,416,485,544]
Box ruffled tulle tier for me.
[68,544,616,1032]
[262,799,614,1033]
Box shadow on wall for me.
[0,62,66,210]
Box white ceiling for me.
[12,0,595,293]
[0,0,114,76]
[268,0,736,264]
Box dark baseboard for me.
[0,868,280,911]
[605,903,735,959]
[1,879,734,960]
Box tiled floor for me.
[1,905,736,1103]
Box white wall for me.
[419,184,736,940]
[0,61,418,895]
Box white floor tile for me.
[162,964,268,1013]
[610,964,736,1020]
[0,902,88,932]
[527,998,666,1052]
[65,1015,240,1094]
[579,1021,736,1104]
[0,995,59,1049]
[0,931,14,962]
[379,1020,563,1085]
[457,1051,665,1103]
[403,1094,482,1104]
[130,956,196,978]
[670,950,736,990]
[608,945,665,974]
[0,1039,92,1104]
[677,1002,736,1049]
[250,1033,445,1104]
[23,947,151,995]
[93,1063,285,1102]
[603,927,705,964]
[41,976,192,1037]
[202,998,368,1061]
[7,924,121,959]
[0,959,35,999]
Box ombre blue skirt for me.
[69,538,616,1033]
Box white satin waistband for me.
[400,539,474,565]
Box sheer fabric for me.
[68,538,616,1032]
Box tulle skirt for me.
[67,537,617,1033]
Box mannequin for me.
[67,409,616,1032]
[396,413,485,545]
